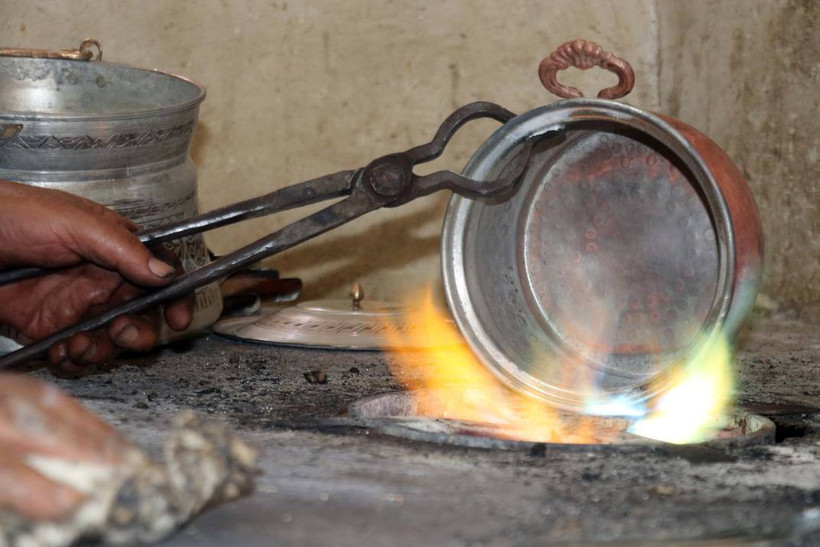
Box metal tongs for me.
[0,102,562,369]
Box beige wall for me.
[1,0,816,311]
[656,0,819,313]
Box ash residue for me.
[21,318,820,545]
[34,335,402,428]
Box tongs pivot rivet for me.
[365,156,412,198]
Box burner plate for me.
[349,390,775,451]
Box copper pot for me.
[442,40,763,411]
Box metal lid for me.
[213,284,447,350]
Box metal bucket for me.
[441,41,763,411]
[0,40,222,350]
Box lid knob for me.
[350,283,365,310]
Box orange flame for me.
[385,289,606,443]
[385,287,735,445]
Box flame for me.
[385,289,601,444]
[386,287,734,445]
[627,333,734,444]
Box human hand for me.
[0,180,193,374]
[0,375,257,545]
[0,374,136,522]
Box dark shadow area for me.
[275,200,445,299]
[773,419,810,444]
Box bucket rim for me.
[0,57,206,122]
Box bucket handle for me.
[538,39,634,100]
[0,38,102,62]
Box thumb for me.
[67,212,178,288]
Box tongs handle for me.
[0,186,376,370]
[0,171,355,287]
[0,101,557,370]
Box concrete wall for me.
[1,0,816,312]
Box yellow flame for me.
[386,287,735,445]
[385,289,603,443]
[628,333,734,444]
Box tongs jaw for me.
[0,102,563,369]
[361,102,558,207]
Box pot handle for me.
[0,38,102,61]
[538,39,634,100]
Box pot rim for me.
[441,98,736,411]
[0,57,206,122]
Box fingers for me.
[0,374,140,523]
[67,218,178,288]
[153,245,193,331]
[0,182,145,273]
[0,181,178,285]
[47,314,159,373]
[45,331,116,376]
[68,331,115,365]
[47,343,85,378]
[0,375,133,464]
[108,315,159,352]
[165,294,195,332]
[46,303,195,374]
[0,452,85,522]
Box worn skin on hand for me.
[0,389,257,547]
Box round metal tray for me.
[214,299,455,350]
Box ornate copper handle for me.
[538,39,634,100]
[0,38,102,61]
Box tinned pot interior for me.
[442,99,737,412]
